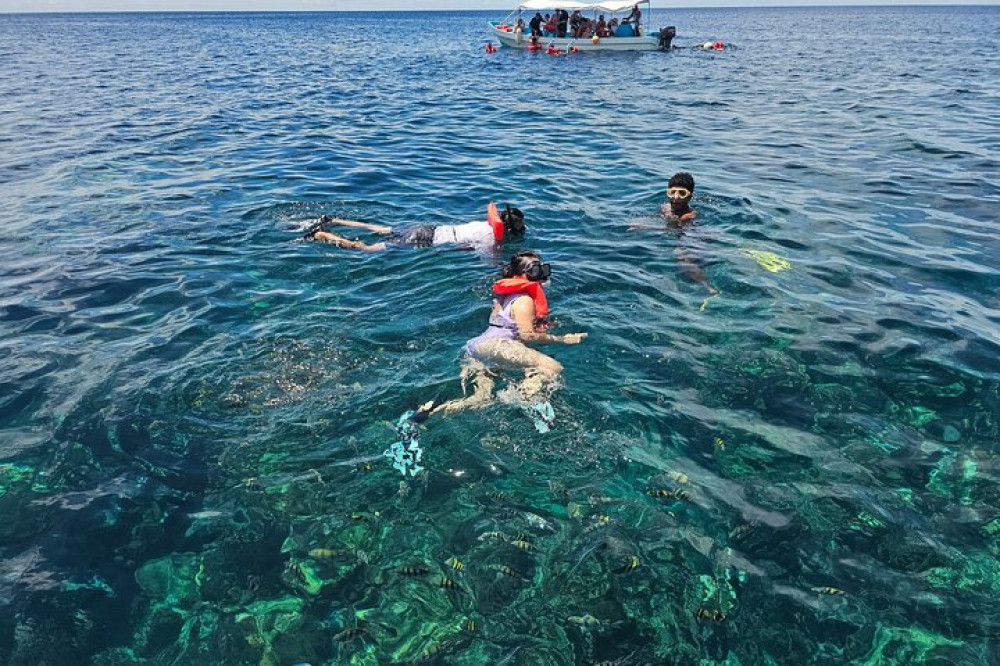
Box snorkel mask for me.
[501,204,526,236]
[524,260,551,282]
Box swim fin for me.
[526,400,556,434]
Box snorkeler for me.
[632,172,718,298]
[425,251,587,432]
[303,203,525,251]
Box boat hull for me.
[488,23,660,51]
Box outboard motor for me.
[658,26,676,50]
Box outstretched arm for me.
[511,298,587,344]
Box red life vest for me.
[486,201,505,242]
[493,277,549,319]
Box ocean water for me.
[1,5,999,664]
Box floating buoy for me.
[592,35,600,44]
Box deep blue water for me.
[1,6,999,665]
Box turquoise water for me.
[1,6,999,664]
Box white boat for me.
[488,0,675,52]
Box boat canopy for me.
[517,0,647,12]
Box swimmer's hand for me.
[372,225,393,235]
[561,333,588,344]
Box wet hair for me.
[500,205,526,235]
[668,172,695,193]
[501,250,541,278]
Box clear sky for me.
[2,0,998,12]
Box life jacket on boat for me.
[486,202,505,242]
[493,277,549,319]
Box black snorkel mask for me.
[524,260,551,282]
[502,204,526,236]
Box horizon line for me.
[3,2,999,13]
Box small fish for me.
[615,555,640,574]
[694,607,726,622]
[812,586,845,595]
[435,576,466,592]
[567,613,602,628]
[462,619,478,633]
[588,494,618,505]
[667,471,690,485]
[308,548,348,559]
[509,539,537,553]
[523,511,555,532]
[398,480,411,498]
[420,641,447,660]
[647,489,691,501]
[728,521,758,541]
[355,462,376,473]
[487,490,508,502]
[548,480,569,499]
[490,564,525,580]
[567,502,584,519]
[444,556,465,572]
[349,512,374,522]
[584,515,613,532]
[397,565,431,577]
[714,437,726,451]
[333,626,366,641]
[478,531,507,542]
[509,531,532,542]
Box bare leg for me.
[323,217,393,235]
[677,250,719,296]
[432,360,496,415]
[313,230,388,252]
[469,340,563,402]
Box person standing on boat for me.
[556,9,569,38]
[424,251,587,433]
[623,3,642,36]
[529,12,544,37]
[304,203,525,252]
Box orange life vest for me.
[486,201,505,242]
[493,277,549,319]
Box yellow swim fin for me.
[741,249,791,273]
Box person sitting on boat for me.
[607,18,619,37]
[529,12,544,37]
[569,10,583,38]
[543,13,557,37]
[304,203,525,252]
[622,3,642,36]
[424,250,587,432]
[514,17,526,40]
[595,15,608,38]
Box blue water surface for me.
[1,6,999,665]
